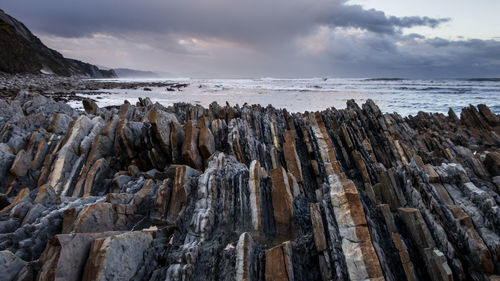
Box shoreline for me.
[0,90,499,280]
[3,74,500,116]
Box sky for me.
[2,0,500,78]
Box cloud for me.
[321,5,449,34]
[2,0,499,77]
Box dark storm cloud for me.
[2,0,499,77]
[324,5,449,34]
[2,0,447,41]
[321,31,500,77]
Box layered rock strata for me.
[0,92,499,281]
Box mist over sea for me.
[70,78,500,116]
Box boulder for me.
[82,99,98,115]
[485,152,500,176]
[9,149,31,177]
[82,231,153,281]
[37,231,123,281]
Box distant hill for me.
[113,68,160,78]
[0,9,116,78]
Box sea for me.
[68,78,500,116]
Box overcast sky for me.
[3,0,500,78]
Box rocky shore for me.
[0,90,499,281]
[0,73,188,102]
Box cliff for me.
[0,9,116,78]
[0,93,499,281]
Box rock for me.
[485,152,500,176]
[47,113,72,134]
[283,130,303,184]
[181,121,203,170]
[0,187,29,215]
[265,242,294,281]
[82,99,98,115]
[0,193,9,209]
[199,127,215,159]
[37,231,123,281]
[82,231,153,281]
[9,149,31,177]
[0,143,15,192]
[235,232,255,281]
[147,109,177,156]
[0,91,499,281]
[249,160,263,232]
[48,115,93,194]
[270,167,294,236]
[0,250,27,281]
[391,233,417,281]
[71,202,132,233]
[310,203,327,252]
[167,165,199,223]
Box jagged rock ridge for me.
[0,9,116,78]
[0,92,499,281]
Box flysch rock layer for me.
[0,91,499,281]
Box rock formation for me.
[0,9,115,78]
[0,92,499,281]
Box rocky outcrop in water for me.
[1,92,500,281]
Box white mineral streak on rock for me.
[236,232,254,281]
[165,153,224,281]
[309,113,384,281]
[49,115,92,194]
[249,160,262,232]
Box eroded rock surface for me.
[0,92,499,281]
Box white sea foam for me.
[69,78,500,116]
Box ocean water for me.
[69,78,500,116]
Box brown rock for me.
[477,104,498,126]
[181,121,202,170]
[48,113,72,135]
[283,130,303,184]
[199,127,215,159]
[485,152,500,176]
[153,180,171,224]
[424,164,440,183]
[34,184,57,204]
[392,233,417,281]
[377,204,396,233]
[265,242,294,281]
[310,203,327,252]
[0,187,29,215]
[82,231,153,281]
[82,99,98,115]
[168,165,199,223]
[397,208,435,249]
[37,231,123,281]
[72,202,127,233]
[118,102,131,119]
[82,158,108,197]
[10,149,31,177]
[270,167,294,236]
